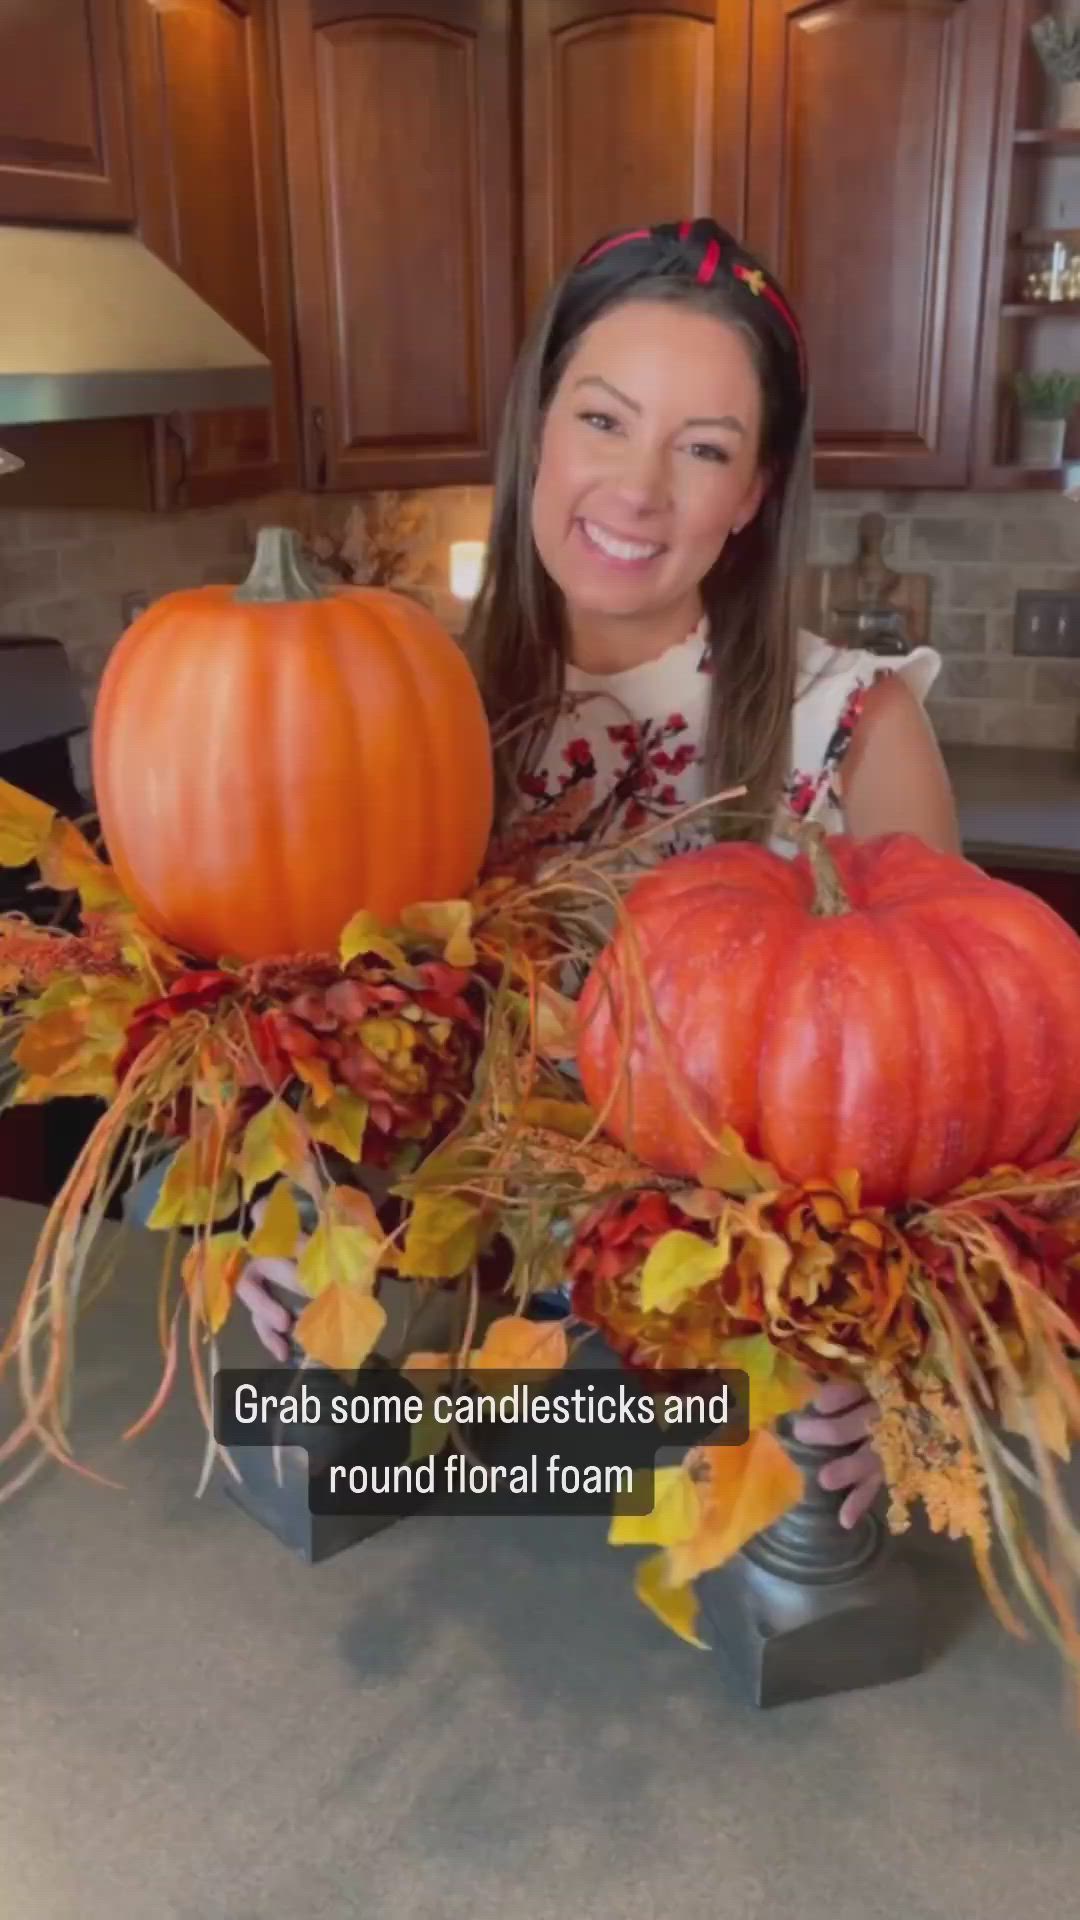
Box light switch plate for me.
[1014,590,1080,658]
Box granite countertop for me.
[943,745,1080,872]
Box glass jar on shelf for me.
[1020,241,1080,305]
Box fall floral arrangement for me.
[1,532,1080,1695]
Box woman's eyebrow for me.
[572,376,744,435]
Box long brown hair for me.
[464,219,813,836]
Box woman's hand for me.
[790,1381,883,1529]
[235,1194,310,1363]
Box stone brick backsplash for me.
[1,484,1078,784]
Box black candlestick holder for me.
[699,1413,926,1707]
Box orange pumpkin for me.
[577,832,1080,1208]
[92,528,493,962]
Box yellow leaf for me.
[633,1551,707,1649]
[664,1431,803,1585]
[147,1144,240,1229]
[402,1349,454,1381]
[470,1316,568,1376]
[400,899,477,968]
[534,986,578,1061]
[0,778,55,867]
[835,1168,862,1212]
[294,1285,386,1371]
[639,1228,731,1315]
[294,1053,335,1107]
[305,1088,369,1161]
[238,1099,308,1197]
[715,1336,813,1430]
[15,1007,87,1080]
[700,1125,780,1197]
[37,818,127,909]
[14,1052,119,1103]
[1000,1376,1071,1462]
[399,1193,481,1280]
[339,910,407,970]
[249,1180,302,1261]
[297,1218,381,1297]
[182,1232,246,1334]
[609,1464,699,1549]
[519,1097,596,1140]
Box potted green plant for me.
[1013,370,1080,467]
[1031,13,1080,128]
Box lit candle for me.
[449,540,486,601]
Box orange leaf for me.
[402,1349,454,1382]
[182,1233,246,1335]
[633,1551,708,1650]
[294,1285,386,1371]
[294,1054,336,1107]
[329,1183,384,1240]
[665,1430,803,1585]
[470,1317,568,1376]
[249,1180,302,1261]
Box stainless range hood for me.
[0,226,273,427]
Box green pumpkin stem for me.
[234,527,327,604]
[806,826,852,917]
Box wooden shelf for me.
[974,463,1080,492]
[1001,300,1080,316]
[1014,127,1080,150]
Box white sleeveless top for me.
[511,623,941,861]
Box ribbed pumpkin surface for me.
[576,834,1080,1207]
[92,582,493,962]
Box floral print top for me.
[511,621,941,863]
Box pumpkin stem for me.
[805,826,852,917]
[233,527,327,605]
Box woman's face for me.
[531,298,767,624]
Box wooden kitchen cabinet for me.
[0,0,134,224]
[746,0,1003,489]
[521,1,751,315]
[276,0,518,491]
[123,0,299,506]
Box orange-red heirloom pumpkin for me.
[577,833,1080,1208]
[92,528,494,962]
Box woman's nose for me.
[610,442,670,514]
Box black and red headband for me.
[574,217,807,396]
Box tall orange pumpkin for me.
[92,528,493,962]
[577,833,1080,1208]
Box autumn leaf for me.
[249,1180,302,1261]
[238,1098,308,1197]
[519,1097,596,1140]
[305,1088,369,1161]
[639,1227,731,1315]
[1000,1375,1071,1462]
[534,986,578,1060]
[14,1007,88,1081]
[399,1192,482,1280]
[339,910,407,970]
[700,1125,781,1197]
[400,899,477,968]
[664,1431,803,1586]
[633,1552,707,1649]
[715,1333,814,1430]
[182,1232,246,1334]
[407,1401,452,1465]
[294,1285,386,1371]
[470,1316,569,1377]
[148,1142,240,1229]
[0,778,55,867]
[329,1182,385,1239]
[14,1051,120,1104]
[298,1218,381,1297]
[294,1053,335,1107]
[37,817,127,910]
[402,1349,454,1382]
[609,1463,699,1549]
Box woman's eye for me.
[687,442,730,464]
[578,410,619,432]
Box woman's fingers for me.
[790,1397,876,1450]
[236,1265,298,1363]
[807,1379,871,1417]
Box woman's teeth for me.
[581,520,663,563]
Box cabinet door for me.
[521,1,751,315]
[124,0,299,506]
[277,0,517,491]
[747,0,1001,489]
[0,0,133,223]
